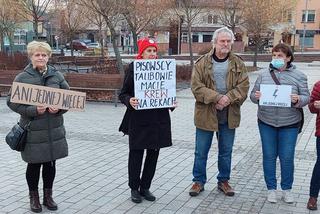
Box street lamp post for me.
[301,0,308,53]
[290,25,296,53]
[48,22,53,47]
[177,17,181,55]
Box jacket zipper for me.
[41,74,54,162]
[275,71,281,126]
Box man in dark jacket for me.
[189,27,249,197]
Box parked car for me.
[65,40,88,51]
[79,39,92,45]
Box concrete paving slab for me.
[1,62,320,213]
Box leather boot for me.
[29,190,42,213]
[43,188,58,210]
[140,189,156,201]
[307,197,318,210]
[131,190,142,203]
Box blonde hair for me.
[27,41,52,58]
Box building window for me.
[280,9,292,22]
[13,30,27,45]
[287,11,292,22]
[192,34,199,43]
[182,33,188,43]
[298,30,315,48]
[207,15,218,24]
[300,36,314,48]
[302,10,315,22]
[203,35,212,42]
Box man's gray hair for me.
[212,27,235,44]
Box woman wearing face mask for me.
[119,37,173,203]
[250,43,309,204]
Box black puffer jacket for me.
[7,64,69,163]
[119,62,173,150]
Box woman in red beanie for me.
[119,37,173,203]
[307,81,320,210]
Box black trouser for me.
[310,137,320,198]
[128,149,159,190]
[26,161,56,191]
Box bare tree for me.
[175,0,205,67]
[217,0,244,33]
[16,0,52,39]
[78,0,124,75]
[85,9,106,57]
[60,0,89,56]
[242,0,296,66]
[0,0,23,53]
[119,0,173,53]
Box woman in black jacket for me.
[119,37,173,203]
[7,41,69,213]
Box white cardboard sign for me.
[134,59,176,110]
[259,84,292,107]
[10,82,86,111]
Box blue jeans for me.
[192,124,235,185]
[258,121,299,190]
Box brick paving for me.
[0,62,320,213]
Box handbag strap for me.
[270,70,281,85]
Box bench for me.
[0,83,12,97]
[54,60,93,73]
[70,86,120,107]
[0,63,7,70]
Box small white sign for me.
[259,84,292,107]
[134,59,176,110]
[54,35,59,40]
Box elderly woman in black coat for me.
[119,37,173,203]
[7,41,69,213]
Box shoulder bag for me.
[5,122,30,151]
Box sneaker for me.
[131,190,142,203]
[307,197,318,210]
[283,189,294,203]
[189,182,204,197]
[217,181,235,196]
[267,190,277,203]
[140,189,156,201]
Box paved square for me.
[0,62,320,213]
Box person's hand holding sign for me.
[37,106,46,115]
[130,97,139,109]
[48,107,59,114]
[255,91,261,100]
[291,94,300,104]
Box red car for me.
[66,40,88,51]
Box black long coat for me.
[119,62,173,150]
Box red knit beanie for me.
[136,37,158,59]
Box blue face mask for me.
[271,58,285,69]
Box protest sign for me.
[10,82,86,111]
[259,84,292,107]
[134,59,176,110]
